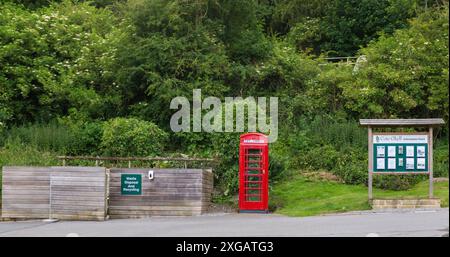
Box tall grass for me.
[434,135,449,177]
[2,121,73,153]
[299,115,368,150]
[0,142,59,191]
[0,142,58,167]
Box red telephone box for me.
[239,133,269,213]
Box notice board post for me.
[360,119,444,203]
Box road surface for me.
[0,208,448,237]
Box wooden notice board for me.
[360,118,445,201]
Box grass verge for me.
[270,175,449,217]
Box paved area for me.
[0,208,448,237]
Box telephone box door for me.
[239,133,269,212]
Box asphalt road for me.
[0,208,448,237]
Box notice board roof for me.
[359,118,445,127]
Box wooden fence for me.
[57,156,218,169]
[49,166,107,221]
[1,166,107,221]
[108,168,214,218]
[1,166,51,219]
[2,166,214,220]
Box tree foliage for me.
[0,1,120,125]
[0,0,448,193]
[339,7,449,120]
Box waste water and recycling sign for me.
[121,174,142,195]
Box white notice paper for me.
[406,146,414,157]
[417,158,426,170]
[377,158,385,170]
[388,158,396,170]
[406,158,414,170]
[377,146,385,157]
[398,146,404,155]
[417,146,426,157]
[398,158,404,167]
[387,146,396,157]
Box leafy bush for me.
[372,175,425,191]
[171,132,214,155]
[297,145,339,171]
[66,121,104,155]
[269,152,288,180]
[209,132,240,196]
[333,146,368,185]
[100,117,168,157]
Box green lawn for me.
[270,176,449,217]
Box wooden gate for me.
[1,166,107,220]
[49,166,107,220]
[1,166,51,219]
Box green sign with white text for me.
[121,174,142,195]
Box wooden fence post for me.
[368,126,373,201]
[429,127,433,199]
